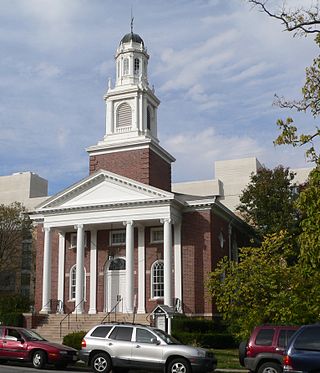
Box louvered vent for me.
[117,103,132,127]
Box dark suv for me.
[283,324,320,372]
[239,325,299,373]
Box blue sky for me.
[0,0,318,195]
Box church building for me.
[31,31,252,319]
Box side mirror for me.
[151,338,160,345]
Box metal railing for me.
[59,299,85,338]
[101,297,122,324]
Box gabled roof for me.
[35,169,174,213]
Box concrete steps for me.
[34,313,151,343]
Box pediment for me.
[37,170,174,211]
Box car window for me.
[294,328,320,351]
[91,326,112,338]
[0,327,3,338]
[6,328,22,340]
[136,328,155,344]
[255,329,274,346]
[109,327,133,341]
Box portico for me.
[36,170,183,315]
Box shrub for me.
[0,295,31,314]
[63,331,87,350]
[0,312,23,326]
[172,331,237,349]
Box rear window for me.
[278,329,297,348]
[294,327,320,351]
[255,329,274,346]
[109,327,133,342]
[91,326,112,338]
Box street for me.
[0,362,90,373]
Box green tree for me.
[237,166,299,238]
[247,0,320,164]
[208,169,320,340]
[0,202,32,272]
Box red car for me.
[0,325,78,369]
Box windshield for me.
[153,329,181,345]
[22,329,46,341]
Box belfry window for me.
[123,58,129,75]
[147,107,151,130]
[117,103,132,128]
[151,260,164,298]
[134,58,140,75]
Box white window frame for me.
[110,230,126,246]
[150,227,163,243]
[151,260,164,299]
[69,264,86,301]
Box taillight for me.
[283,354,292,367]
[246,345,253,357]
[81,339,86,348]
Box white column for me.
[125,221,134,313]
[57,231,65,313]
[163,218,173,307]
[74,224,85,314]
[137,226,145,314]
[41,227,51,313]
[174,221,182,312]
[89,230,97,314]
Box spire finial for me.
[130,7,134,34]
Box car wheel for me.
[239,340,247,366]
[258,362,282,373]
[91,352,112,373]
[32,350,46,369]
[167,358,191,373]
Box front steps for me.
[34,312,151,343]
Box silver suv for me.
[79,322,217,373]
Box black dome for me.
[120,32,144,46]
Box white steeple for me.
[98,31,160,147]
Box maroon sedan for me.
[0,325,78,369]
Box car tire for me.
[91,352,112,373]
[167,358,191,373]
[32,350,46,369]
[239,340,247,366]
[258,362,282,373]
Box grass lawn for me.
[213,348,243,369]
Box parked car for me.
[239,325,299,373]
[80,322,217,373]
[283,324,320,372]
[0,325,78,369]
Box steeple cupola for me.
[115,32,149,88]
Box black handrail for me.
[101,297,122,324]
[59,299,85,338]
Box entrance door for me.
[106,257,126,312]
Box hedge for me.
[0,312,23,326]
[172,331,237,349]
[63,331,87,350]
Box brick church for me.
[31,30,251,319]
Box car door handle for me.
[108,343,113,346]
[135,345,141,348]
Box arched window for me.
[134,58,140,75]
[117,103,132,127]
[123,58,129,75]
[151,260,164,298]
[69,265,86,301]
[109,257,126,271]
[147,106,151,130]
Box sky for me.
[0,0,318,195]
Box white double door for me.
[106,266,127,312]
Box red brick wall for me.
[89,148,172,191]
[181,210,212,315]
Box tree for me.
[236,165,299,238]
[248,0,320,164]
[0,202,32,273]
[208,168,320,340]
